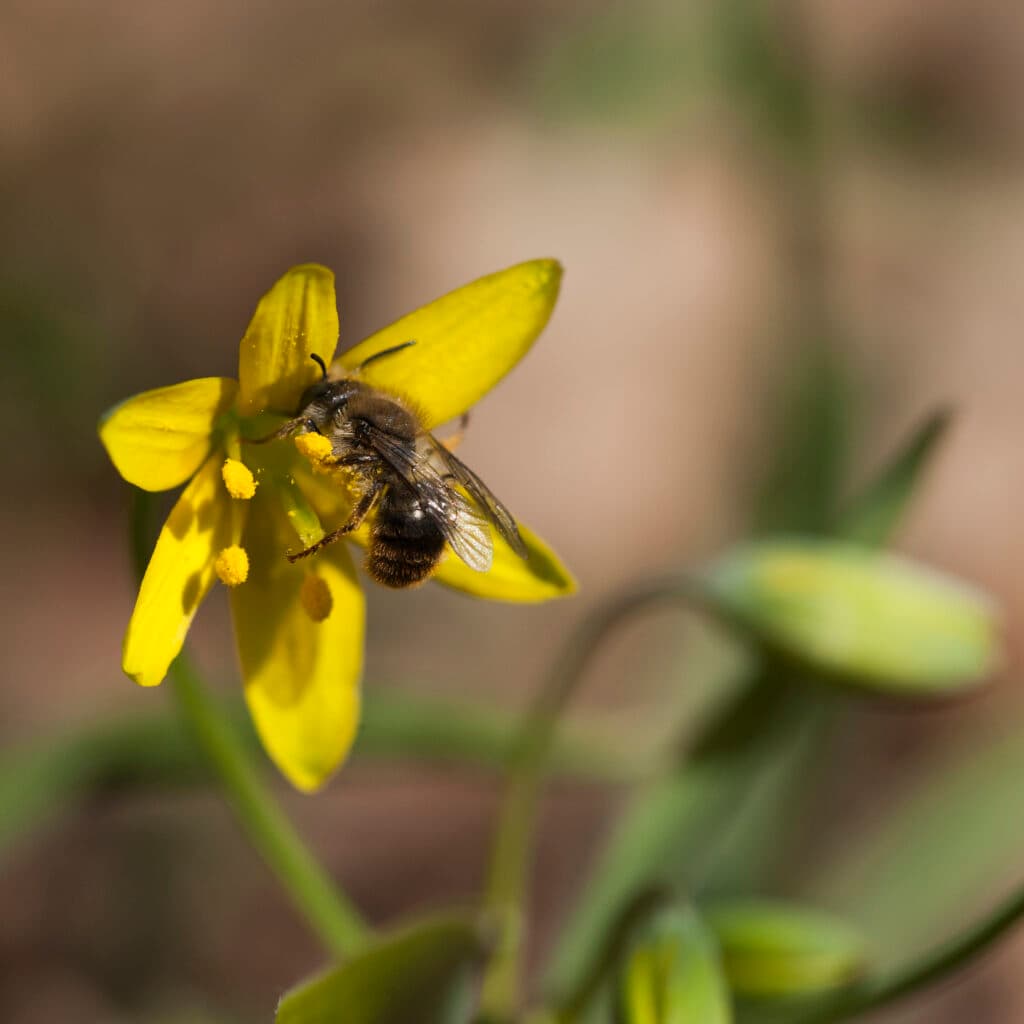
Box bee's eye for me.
[297,381,327,411]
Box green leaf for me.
[619,906,732,1024]
[702,539,1000,695]
[275,914,487,1024]
[838,408,952,546]
[692,696,829,898]
[705,901,866,998]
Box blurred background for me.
[3,0,1024,1020]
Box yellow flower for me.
[99,261,575,791]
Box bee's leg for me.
[246,417,318,445]
[328,452,377,469]
[286,480,383,562]
[439,413,470,453]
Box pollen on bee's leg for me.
[294,432,333,467]
[300,573,333,622]
[214,545,250,587]
[221,458,257,499]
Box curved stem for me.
[477,575,711,1020]
[129,487,366,958]
[794,880,1024,1023]
[169,655,366,958]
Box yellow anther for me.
[294,432,333,465]
[300,573,333,622]
[214,545,250,587]
[222,458,257,500]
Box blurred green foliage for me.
[7,291,1013,1024]
[618,905,731,1024]
[810,722,1024,966]
[532,0,816,154]
[753,344,851,538]
[704,539,998,695]
[6,0,1024,1021]
[275,914,485,1024]
[705,901,865,999]
[0,280,105,482]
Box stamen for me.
[294,432,333,466]
[214,545,250,587]
[222,458,257,500]
[300,573,333,622]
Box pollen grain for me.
[221,458,257,499]
[295,432,333,465]
[214,545,250,587]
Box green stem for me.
[793,881,1024,1023]
[478,575,712,1020]
[129,486,365,958]
[169,654,367,958]
[544,668,798,1007]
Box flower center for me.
[214,545,250,586]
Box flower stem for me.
[477,575,712,1020]
[129,486,366,959]
[792,880,1024,1023]
[169,653,367,958]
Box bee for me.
[256,343,528,587]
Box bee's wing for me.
[428,436,528,559]
[352,419,493,572]
[429,487,493,573]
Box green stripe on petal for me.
[99,377,237,491]
[237,265,340,416]
[339,259,563,429]
[123,453,236,686]
[433,522,576,603]
[230,493,365,792]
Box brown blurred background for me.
[3,0,1024,1020]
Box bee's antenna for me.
[358,340,416,371]
[310,353,328,380]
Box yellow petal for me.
[339,259,563,428]
[237,264,340,416]
[99,378,237,491]
[123,453,236,686]
[433,521,576,603]
[230,493,365,792]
